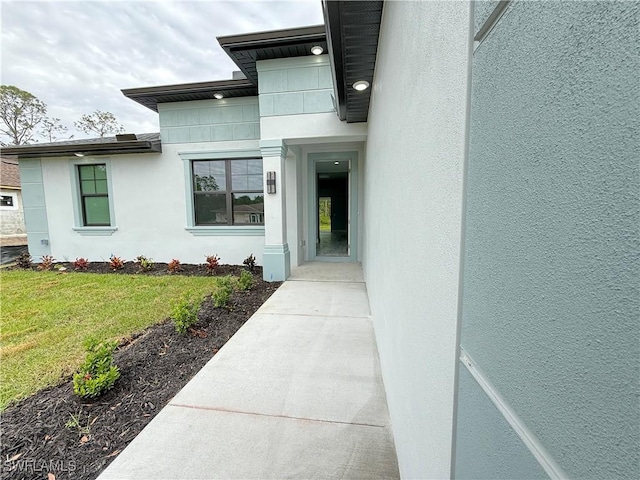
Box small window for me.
[78,164,110,226]
[192,159,263,226]
[0,195,14,207]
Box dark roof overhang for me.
[323,0,383,123]
[0,133,162,159]
[121,79,257,112]
[217,25,327,84]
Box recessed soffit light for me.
[213,93,224,99]
[311,45,324,55]
[334,161,339,165]
[353,80,370,91]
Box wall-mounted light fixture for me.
[74,152,85,157]
[311,45,324,55]
[266,171,276,194]
[213,93,224,99]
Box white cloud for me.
[0,0,323,140]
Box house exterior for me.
[0,157,27,245]
[2,1,637,479]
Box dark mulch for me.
[0,265,280,480]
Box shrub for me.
[16,252,32,269]
[243,254,256,272]
[213,276,233,308]
[74,257,89,271]
[168,259,182,273]
[205,255,220,274]
[38,255,55,271]
[109,255,124,271]
[72,338,121,399]
[136,255,154,272]
[236,270,254,291]
[171,292,201,334]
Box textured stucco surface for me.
[257,56,334,117]
[458,1,640,478]
[18,159,50,260]
[473,0,502,34]
[159,97,260,144]
[363,1,470,477]
[39,142,265,265]
[454,366,548,479]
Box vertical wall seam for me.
[459,348,569,480]
[450,0,476,477]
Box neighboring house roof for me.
[122,1,384,123]
[0,157,21,189]
[0,133,162,159]
[234,203,264,213]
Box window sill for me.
[72,226,118,236]
[185,226,265,236]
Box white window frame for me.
[0,191,18,210]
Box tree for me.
[39,117,71,143]
[0,85,48,146]
[75,110,125,138]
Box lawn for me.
[0,270,223,410]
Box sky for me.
[0,0,324,142]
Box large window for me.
[78,164,111,226]
[193,159,264,226]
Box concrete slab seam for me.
[168,403,390,429]
[254,312,372,320]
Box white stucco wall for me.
[363,1,471,478]
[40,140,265,265]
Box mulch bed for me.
[1,265,281,480]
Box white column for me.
[260,139,290,281]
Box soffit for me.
[323,0,384,123]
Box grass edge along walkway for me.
[0,270,224,410]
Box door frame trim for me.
[307,151,358,262]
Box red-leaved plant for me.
[74,257,89,271]
[168,259,182,273]
[204,255,220,274]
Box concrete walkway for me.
[99,263,399,479]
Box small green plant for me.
[236,270,254,291]
[72,338,121,399]
[170,292,201,334]
[74,257,89,271]
[16,252,32,269]
[204,254,220,274]
[168,258,182,273]
[136,255,154,272]
[243,254,256,272]
[37,255,55,271]
[109,255,124,271]
[65,412,91,437]
[213,276,233,308]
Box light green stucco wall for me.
[18,158,51,260]
[256,56,334,117]
[454,366,548,479]
[456,1,639,478]
[158,97,260,144]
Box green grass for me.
[0,270,224,410]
